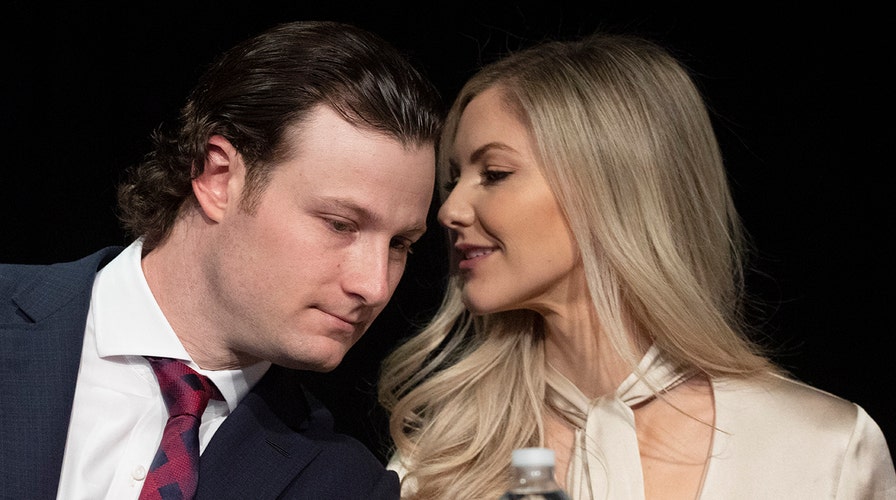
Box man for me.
[0,20,442,499]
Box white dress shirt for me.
[56,240,270,500]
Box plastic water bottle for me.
[499,447,571,499]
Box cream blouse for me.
[544,346,896,499]
[390,346,896,499]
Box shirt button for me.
[132,465,147,480]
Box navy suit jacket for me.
[0,247,399,499]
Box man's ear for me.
[192,135,244,222]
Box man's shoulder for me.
[0,246,124,279]
[0,246,124,321]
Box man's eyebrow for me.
[317,196,427,237]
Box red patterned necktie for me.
[140,357,222,500]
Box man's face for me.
[206,105,435,372]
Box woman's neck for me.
[540,304,644,399]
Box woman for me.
[378,33,895,499]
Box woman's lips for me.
[457,246,495,270]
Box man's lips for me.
[317,308,365,329]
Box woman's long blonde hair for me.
[379,33,779,499]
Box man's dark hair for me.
[117,20,443,250]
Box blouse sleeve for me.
[836,405,896,499]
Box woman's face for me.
[438,87,583,316]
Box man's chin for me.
[307,358,343,373]
[278,347,350,373]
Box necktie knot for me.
[146,356,222,418]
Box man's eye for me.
[390,238,414,254]
[329,219,353,232]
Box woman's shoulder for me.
[704,374,896,496]
[711,373,892,465]
[712,374,867,434]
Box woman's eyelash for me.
[442,177,458,191]
[482,170,510,183]
[442,169,510,190]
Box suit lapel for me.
[197,366,323,499]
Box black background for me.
[2,2,892,461]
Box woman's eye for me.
[442,176,459,191]
[482,170,511,184]
[442,169,510,190]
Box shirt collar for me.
[92,239,270,410]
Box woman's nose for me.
[437,187,474,229]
